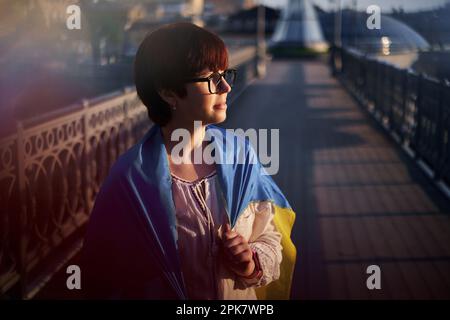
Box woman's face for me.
[173,68,232,126]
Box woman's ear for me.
[158,89,178,107]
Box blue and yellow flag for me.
[83,124,296,299]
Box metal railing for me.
[330,46,450,188]
[0,47,259,299]
[0,89,150,299]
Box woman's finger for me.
[233,250,253,264]
[221,223,235,240]
[228,243,248,257]
[223,234,244,248]
[224,231,238,242]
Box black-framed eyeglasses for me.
[186,69,237,94]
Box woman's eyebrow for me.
[203,71,215,77]
[195,69,212,77]
[198,70,223,77]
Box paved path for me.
[222,59,450,299]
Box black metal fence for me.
[331,47,450,187]
[0,90,151,300]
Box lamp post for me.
[256,2,266,77]
[331,0,343,75]
[334,0,342,48]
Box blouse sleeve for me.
[238,201,283,288]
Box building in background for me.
[204,0,255,16]
[225,5,281,35]
[390,2,450,80]
[316,8,430,69]
[390,2,450,50]
[203,0,256,31]
[269,0,329,56]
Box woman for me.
[82,22,296,300]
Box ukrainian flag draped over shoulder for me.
[85,124,296,299]
[207,125,297,300]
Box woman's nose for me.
[218,78,232,94]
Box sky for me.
[260,0,450,12]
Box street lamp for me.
[334,0,342,48]
[328,0,343,75]
[256,2,266,77]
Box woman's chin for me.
[209,111,226,124]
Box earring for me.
[172,105,177,111]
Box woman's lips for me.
[213,103,227,110]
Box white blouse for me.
[171,170,282,300]
[171,170,227,299]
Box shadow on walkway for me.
[222,59,450,300]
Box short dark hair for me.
[134,22,229,126]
